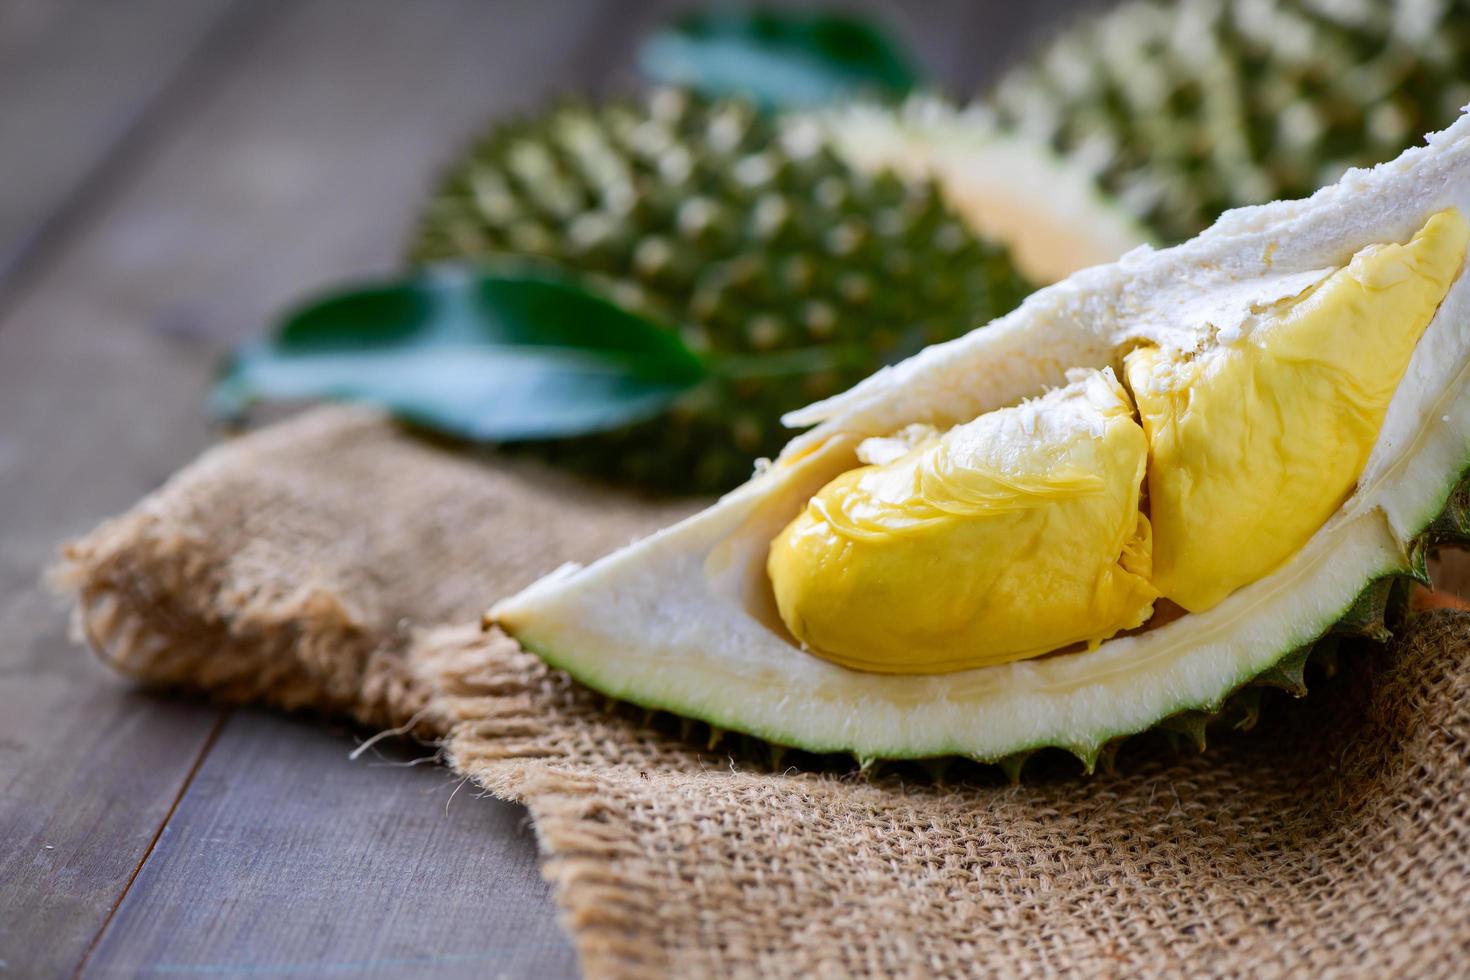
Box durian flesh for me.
[492,111,1470,765]
[768,210,1466,673]
[769,368,1157,672]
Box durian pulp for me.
[769,210,1469,674]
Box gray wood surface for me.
[0,1,1098,977]
[0,0,245,288]
[84,712,574,980]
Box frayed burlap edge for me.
[56,506,440,734]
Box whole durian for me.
[993,0,1470,243]
[409,90,1139,492]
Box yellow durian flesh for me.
[1125,209,1470,613]
[767,369,1157,674]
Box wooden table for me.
[0,1,1089,975]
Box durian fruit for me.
[410,89,1146,492]
[490,111,1470,771]
[993,0,1470,244]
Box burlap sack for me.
[58,406,1470,979]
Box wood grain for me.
[0,0,249,290]
[0,2,265,973]
[83,712,578,980]
[0,0,634,975]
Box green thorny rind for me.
[990,0,1470,244]
[574,469,1470,780]
[408,88,1033,493]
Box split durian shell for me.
[491,109,1470,768]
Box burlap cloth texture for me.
[56,406,1470,979]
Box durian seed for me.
[746,315,783,350]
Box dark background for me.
[0,1,1095,976]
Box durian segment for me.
[768,369,1156,673]
[493,112,1470,764]
[1125,210,1470,612]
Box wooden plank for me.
[0,0,246,287]
[0,0,635,974]
[82,712,578,980]
[0,2,269,975]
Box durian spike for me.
[994,751,1032,784]
[1159,711,1210,754]
[1252,644,1312,697]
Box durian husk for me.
[409,90,1034,493]
[993,0,1470,242]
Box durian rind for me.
[493,111,1470,768]
[408,90,1037,492]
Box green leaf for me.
[214,269,710,440]
[639,8,921,110]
